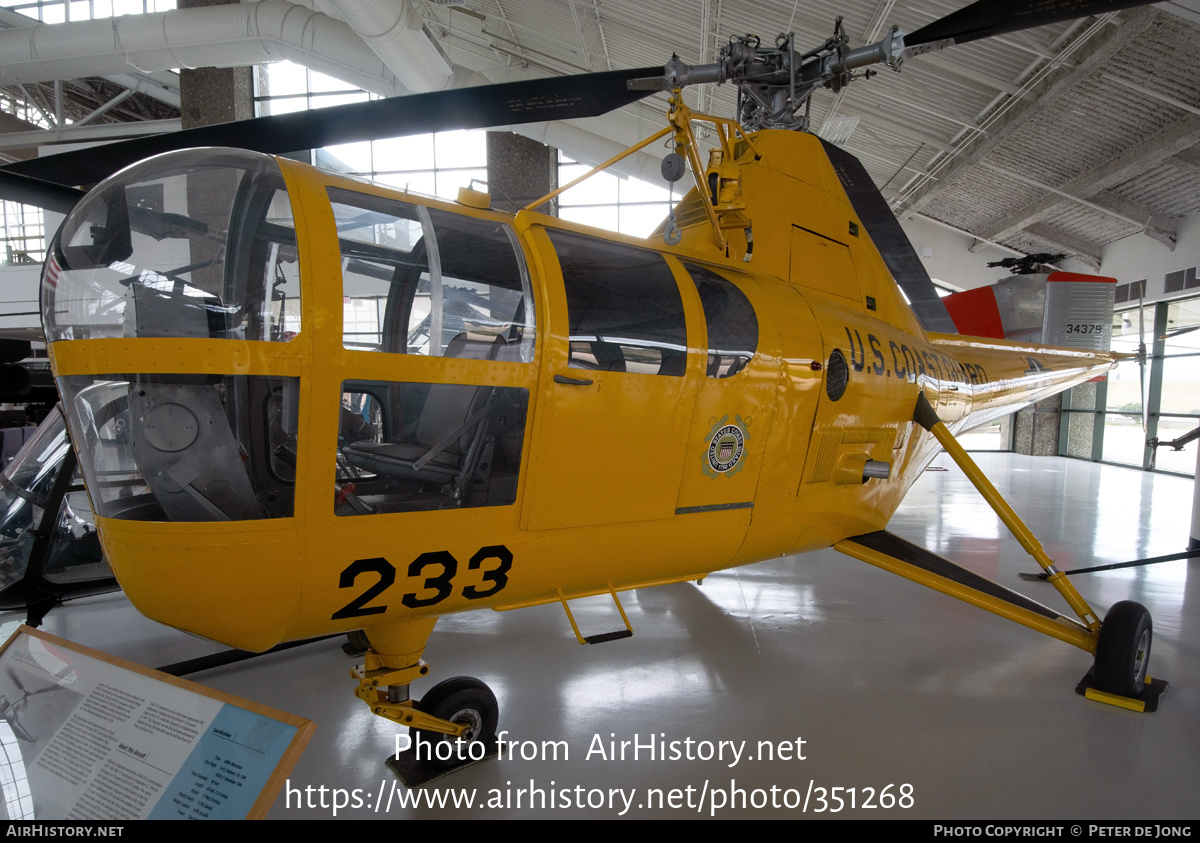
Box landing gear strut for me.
[877,394,1168,709]
[350,620,500,778]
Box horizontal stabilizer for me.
[942,272,1117,349]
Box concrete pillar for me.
[176,0,253,297]
[1012,395,1062,456]
[486,132,557,215]
[177,0,254,130]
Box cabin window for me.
[58,374,299,522]
[547,229,687,376]
[682,262,759,378]
[330,188,534,360]
[335,378,528,516]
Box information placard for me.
[0,625,314,820]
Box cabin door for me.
[523,227,697,531]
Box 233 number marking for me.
[331,545,513,619]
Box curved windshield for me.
[43,148,300,343]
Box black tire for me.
[1093,601,1152,698]
[410,677,498,769]
[342,629,371,657]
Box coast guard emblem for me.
[703,414,750,477]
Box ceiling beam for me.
[1089,189,1177,250]
[903,210,1028,257]
[912,53,1020,96]
[977,115,1200,243]
[1101,71,1200,117]
[901,7,1162,215]
[834,103,953,153]
[1168,145,1200,175]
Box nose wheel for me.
[411,676,499,769]
[1092,600,1153,698]
[350,621,501,777]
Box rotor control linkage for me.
[912,393,1101,635]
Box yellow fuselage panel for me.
[46,145,1116,653]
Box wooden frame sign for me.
[0,625,314,820]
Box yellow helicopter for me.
[2,0,1164,769]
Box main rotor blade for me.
[907,0,1154,49]
[1,66,664,192]
[0,171,86,214]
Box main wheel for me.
[410,677,498,769]
[1093,601,1152,698]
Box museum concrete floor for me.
[8,452,1199,820]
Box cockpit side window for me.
[547,229,687,376]
[682,262,759,378]
[329,188,534,360]
[426,207,535,362]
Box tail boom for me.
[928,333,1118,434]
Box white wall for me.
[897,213,1022,291]
[0,263,43,334]
[1070,212,1200,306]
[898,208,1200,305]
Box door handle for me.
[554,374,594,386]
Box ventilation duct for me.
[0,1,405,96]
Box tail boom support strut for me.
[911,393,1101,636]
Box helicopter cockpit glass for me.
[57,375,299,522]
[42,149,303,523]
[682,262,759,378]
[330,188,534,360]
[547,229,687,376]
[43,468,108,587]
[44,148,300,343]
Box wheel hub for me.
[1133,629,1149,685]
[448,707,483,742]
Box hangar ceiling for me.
[2,0,1200,271]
